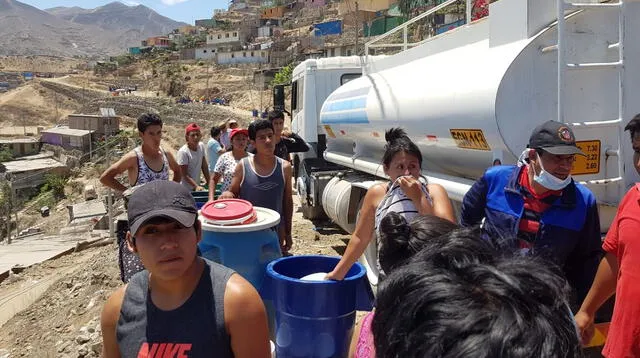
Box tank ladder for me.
[556,0,626,200]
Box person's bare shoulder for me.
[120,150,138,167]
[165,150,178,161]
[102,285,127,327]
[368,182,388,196]
[359,183,387,210]
[101,285,128,358]
[102,151,136,178]
[427,183,448,197]
[282,159,292,173]
[224,274,266,324]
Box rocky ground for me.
[0,196,351,357]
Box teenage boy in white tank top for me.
[100,113,182,193]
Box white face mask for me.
[532,152,572,190]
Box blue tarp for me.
[436,19,465,35]
[313,20,342,37]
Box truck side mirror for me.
[273,84,285,111]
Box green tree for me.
[114,55,136,67]
[41,174,68,199]
[271,64,293,86]
[397,0,472,18]
[0,145,12,162]
[398,0,436,17]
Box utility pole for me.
[6,182,13,245]
[354,1,359,55]
[8,181,15,245]
[54,90,59,123]
[205,60,211,98]
[105,123,114,238]
[13,189,18,243]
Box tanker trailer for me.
[290,0,640,286]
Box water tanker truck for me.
[289,0,640,285]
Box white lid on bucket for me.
[299,272,328,281]
[199,207,281,233]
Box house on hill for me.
[0,138,40,158]
[67,113,119,137]
[217,49,270,65]
[145,36,172,48]
[41,127,94,152]
[2,158,68,197]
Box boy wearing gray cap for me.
[100,181,270,358]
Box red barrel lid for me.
[201,199,255,221]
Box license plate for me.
[449,129,491,151]
[572,140,600,175]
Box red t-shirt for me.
[602,184,640,358]
[517,166,561,249]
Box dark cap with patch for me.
[127,181,197,236]
[528,120,585,156]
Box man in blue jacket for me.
[461,120,602,306]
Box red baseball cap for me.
[230,128,249,140]
[185,123,201,135]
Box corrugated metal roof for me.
[3,158,65,173]
[0,138,39,144]
[42,127,93,136]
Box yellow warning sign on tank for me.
[450,129,491,151]
[572,140,600,175]
[324,125,336,138]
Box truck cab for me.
[289,57,385,221]
[290,57,365,161]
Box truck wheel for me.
[301,202,325,220]
[297,159,325,220]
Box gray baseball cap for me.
[127,181,197,236]
[528,120,585,156]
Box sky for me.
[19,0,229,24]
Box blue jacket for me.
[461,165,602,304]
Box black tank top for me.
[116,259,235,357]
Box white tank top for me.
[373,176,432,274]
[133,146,169,186]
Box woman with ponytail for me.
[326,128,456,281]
[349,212,459,358]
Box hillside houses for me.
[130,0,483,66]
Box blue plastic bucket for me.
[262,255,374,358]
[198,206,281,290]
[191,191,209,209]
[191,184,223,209]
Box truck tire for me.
[297,158,326,220]
[301,201,325,220]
